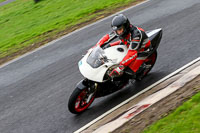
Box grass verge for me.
[0,0,6,3]
[142,91,200,133]
[0,0,142,65]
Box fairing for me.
[79,28,162,82]
[79,45,128,82]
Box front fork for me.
[76,79,97,103]
[86,83,98,103]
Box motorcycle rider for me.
[95,14,151,78]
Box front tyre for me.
[68,87,95,114]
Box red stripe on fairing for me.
[144,40,151,48]
[124,104,151,119]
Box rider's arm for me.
[96,34,110,47]
[120,50,138,67]
[110,40,121,46]
[119,28,141,67]
[120,27,150,67]
[95,32,117,47]
[134,27,151,52]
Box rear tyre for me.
[68,87,95,114]
[135,51,157,81]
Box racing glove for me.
[109,65,125,78]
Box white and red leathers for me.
[95,25,151,76]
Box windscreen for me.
[86,47,107,68]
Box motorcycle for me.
[68,28,162,114]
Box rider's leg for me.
[128,59,145,73]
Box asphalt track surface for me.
[0,0,200,133]
[0,0,15,6]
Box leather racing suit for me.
[95,25,151,73]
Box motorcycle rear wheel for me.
[68,87,95,114]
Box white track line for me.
[0,0,150,69]
[93,65,200,132]
[74,56,200,133]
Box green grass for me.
[142,91,200,133]
[0,0,137,59]
[0,0,6,3]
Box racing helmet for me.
[111,14,130,38]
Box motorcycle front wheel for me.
[68,87,95,114]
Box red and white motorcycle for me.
[68,28,162,114]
